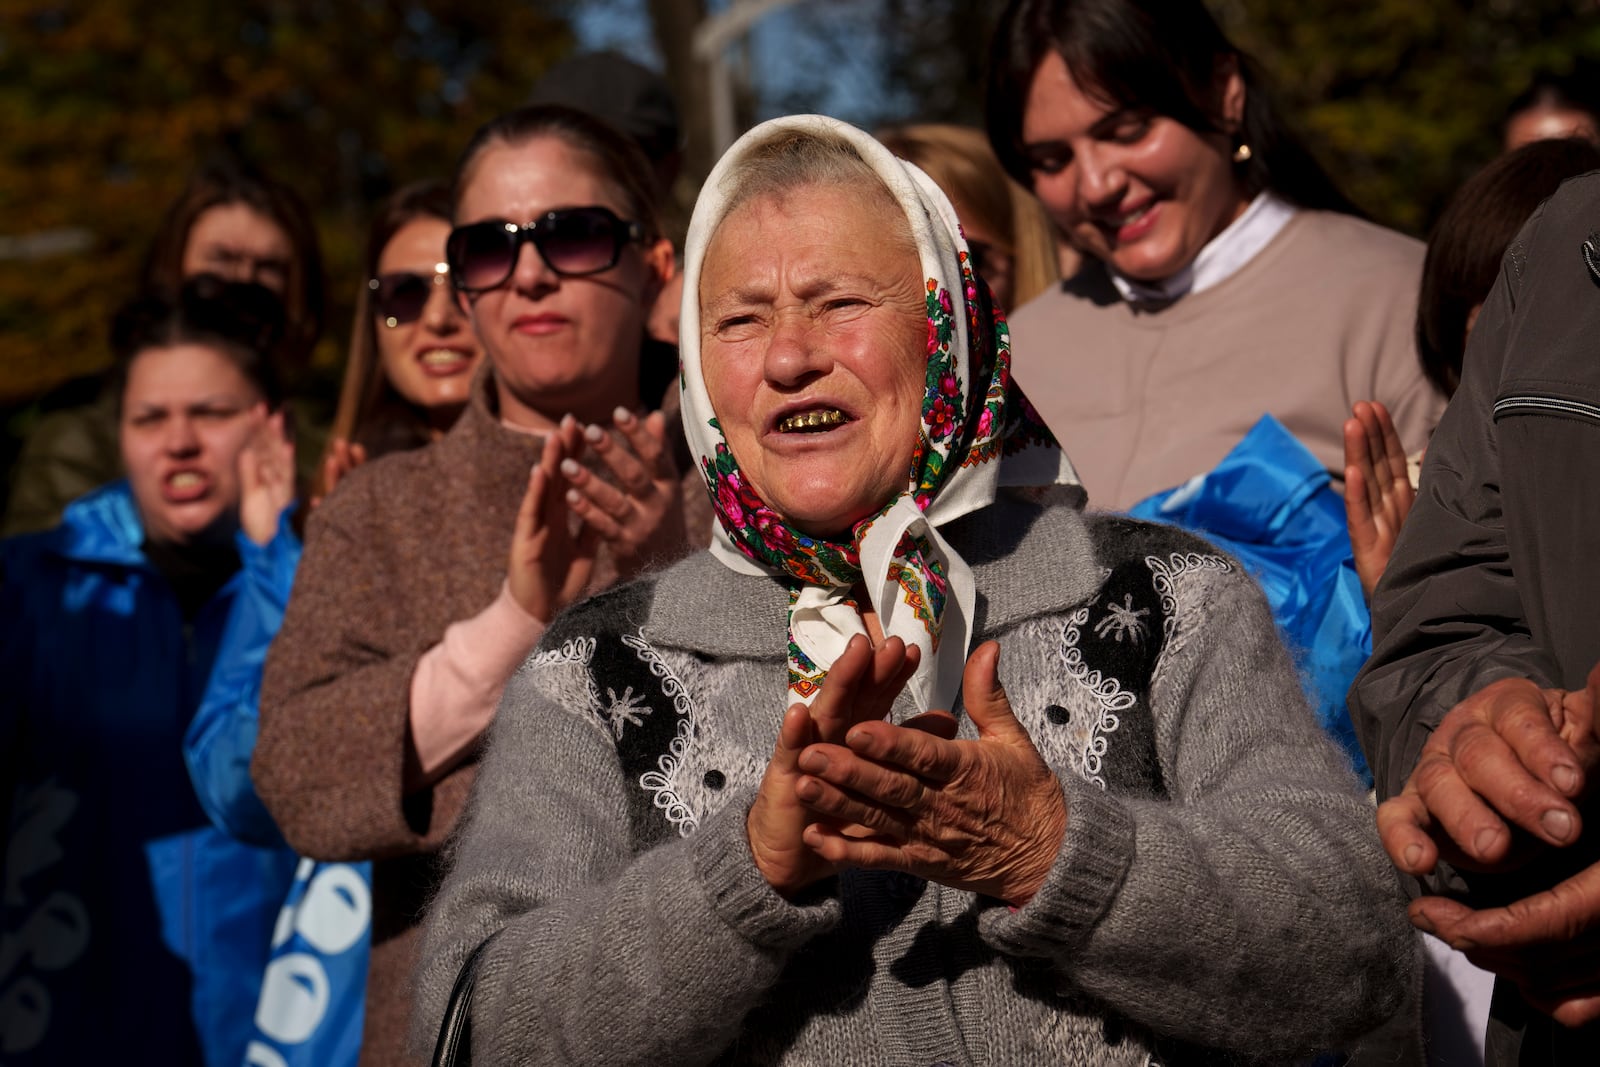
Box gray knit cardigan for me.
[412,495,1415,1066]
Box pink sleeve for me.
[408,581,547,784]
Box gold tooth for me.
[781,409,844,431]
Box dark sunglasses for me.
[368,266,450,328]
[446,206,645,293]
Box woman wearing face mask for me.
[253,105,702,1065]
[987,0,1445,512]
[0,280,299,1066]
[3,155,325,536]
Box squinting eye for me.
[1113,121,1148,143]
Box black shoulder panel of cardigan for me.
[541,575,687,846]
[1073,515,1239,799]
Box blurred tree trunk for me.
[647,0,714,188]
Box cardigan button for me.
[703,769,726,790]
[1046,704,1071,725]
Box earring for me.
[1232,142,1253,163]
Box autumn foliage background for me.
[2,0,1598,483]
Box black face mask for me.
[142,537,241,621]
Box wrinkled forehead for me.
[699,176,915,279]
[681,117,967,370]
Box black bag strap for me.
[431,932,498,1067]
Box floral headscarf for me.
[680,115,1080,714]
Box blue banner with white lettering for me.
[242,858,372,1067]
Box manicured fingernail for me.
[584,423,605,443]
[798,750,828,774]
[1402,844,1423,870]
[560,413,576,430]
[1410,912,1435,934]
[614,406,633,424]
[566,488,582,505]
[560,458,581,478]
[1473,827,1502,856]
[1553,765,1579,795]
[1542,808,1574,842]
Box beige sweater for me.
[1009,210,1445,511]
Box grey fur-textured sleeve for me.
[982,558,1416,1057]
[409,650,839,1065]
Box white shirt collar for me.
[1110,192,1297,306]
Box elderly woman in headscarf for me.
[412,115,1414,1066]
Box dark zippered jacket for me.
[1351,169,1600,1062]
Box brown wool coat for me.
[255,370,709,1065]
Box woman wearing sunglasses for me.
[316,181,485,498]
[252,105,698,1065]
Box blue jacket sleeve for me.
[185,512,302,846]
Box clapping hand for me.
[556,408,687,578]
[747,635,929,898]
[1343,400,1415,598]
[238,406,295,546]
[506,423,600,624]
[794,641,1068,905]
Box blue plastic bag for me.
[242,858,372,1067]
[1128,414,1373,783]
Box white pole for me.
[692,0,805,155]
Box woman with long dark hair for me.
[986,0,1444,511]
[316,180,484,496]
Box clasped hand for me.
[508,408,687,623]
[1378,664,1600,1025]
[748,637,1068,906]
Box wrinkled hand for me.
[747,635,926,898]
[507,429,600,624]
[1384,664,1600,1027]
[795,641,1068,905]
[238,406,295,546]
[1343,400,1415,598]
[1413,857,1600,1027]
[1379,676,1599,877]
[558,408,687,577]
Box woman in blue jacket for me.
[0,280,298,1065]
[179,183,486,1066]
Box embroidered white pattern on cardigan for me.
[1147,553,1233,646]
[601,686,651,739]
[522,635,597,672]
[1060,603,1136,789]
[1093,593,1151,644]
[639,718,700,835]
[622,631,694,716]
[521,636,606,730]
[624,631,701,835]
